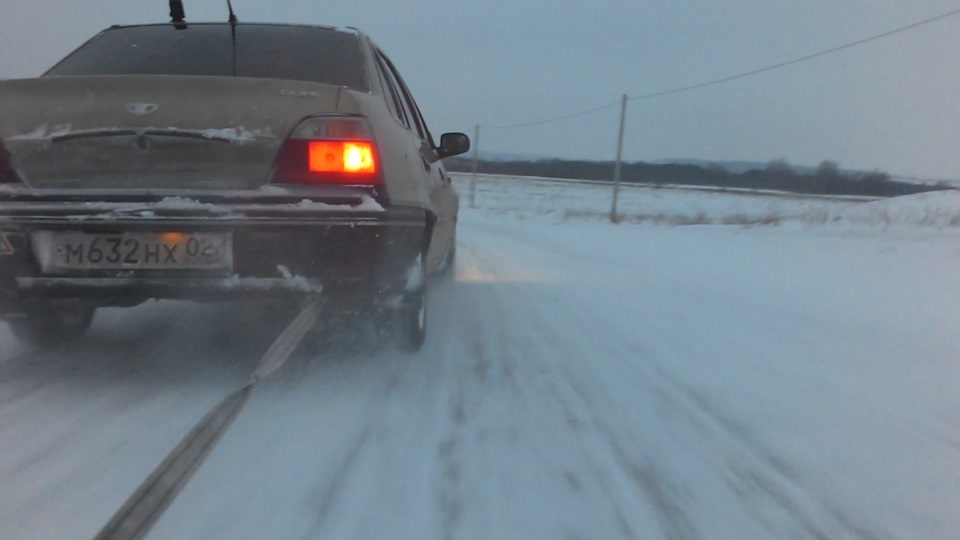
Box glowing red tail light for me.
[272,117,381,185]
[309,141,377,174]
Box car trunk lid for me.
[0,75,343,190]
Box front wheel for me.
[6,302,96,349]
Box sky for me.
[2,0,959,180]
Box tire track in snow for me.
[454,244,653,539]
[0,329,201,481]
[292,345,426,540]
[548,275,882,537]
[0,302,285,539]
[539,278,885,540]
[519,331,698,540]
[296,425,375,540]
[463,222,886,540]
[435,246,595,540]
[0,345,74,407]
[434,252,492,540]
[437,434,464,540]
[642,367,888,540]
[497,287,719,540]
[299,431,383,537]
[0,347,60,369]
[537,280,878,540]
[543,358,703,540]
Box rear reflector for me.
[0,232,13,255]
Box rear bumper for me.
[11,277,326,298]
[0,187,428,307]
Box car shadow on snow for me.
[0,300,303,392]
[1,266,552,398]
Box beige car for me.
[0,22,469,351]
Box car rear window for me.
[45,24,368,90]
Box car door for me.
[375,50,458,273]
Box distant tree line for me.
[444,157,949,198]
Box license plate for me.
[37,231,232,271]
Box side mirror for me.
[436,132,470,159]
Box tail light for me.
[0,139,21,183]
[272,116,382,186]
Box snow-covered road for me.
[3,188,960,539]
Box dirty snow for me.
[8,123,73,140]
[291,195,385,212]
[154,196,220,210]
[1,175,959,540]
[276,265,325,294]
[404,253,424,292]
[8,125,274,144]
[217,274,323,294]
[49,194,383,217]
[197,127,275,143]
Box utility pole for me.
[610,94,628,223]
[169,0,185,21]
[469,124,480,208]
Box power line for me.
[479,6,960,130]
[628,6,960,102]
[481,99,622,130]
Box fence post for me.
[610,94,628,223]
[469,124,480,208]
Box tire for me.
[6,302,96,349]
[393,286,427,352]
[437,232,457,277]
[393,252,428,352]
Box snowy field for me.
[460,173,960,229]
[2,175,960,539]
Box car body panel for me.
[363,42,460,270]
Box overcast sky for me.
[2,1,959,179]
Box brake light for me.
[308,141,377,174]
[272,117,381,185]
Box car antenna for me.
[227,0,238,24]
[227,0,239,76]
[169,0,188,30]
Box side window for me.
[376,50,424,140]
[380,53,436,147]
[373,52,409,128]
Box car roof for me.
[104,22,365,37]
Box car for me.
[0,21,469,351]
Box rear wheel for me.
[393,286,427,352]
[393,252,428,352]
[6,302,96,349]
[437,232,457,277]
